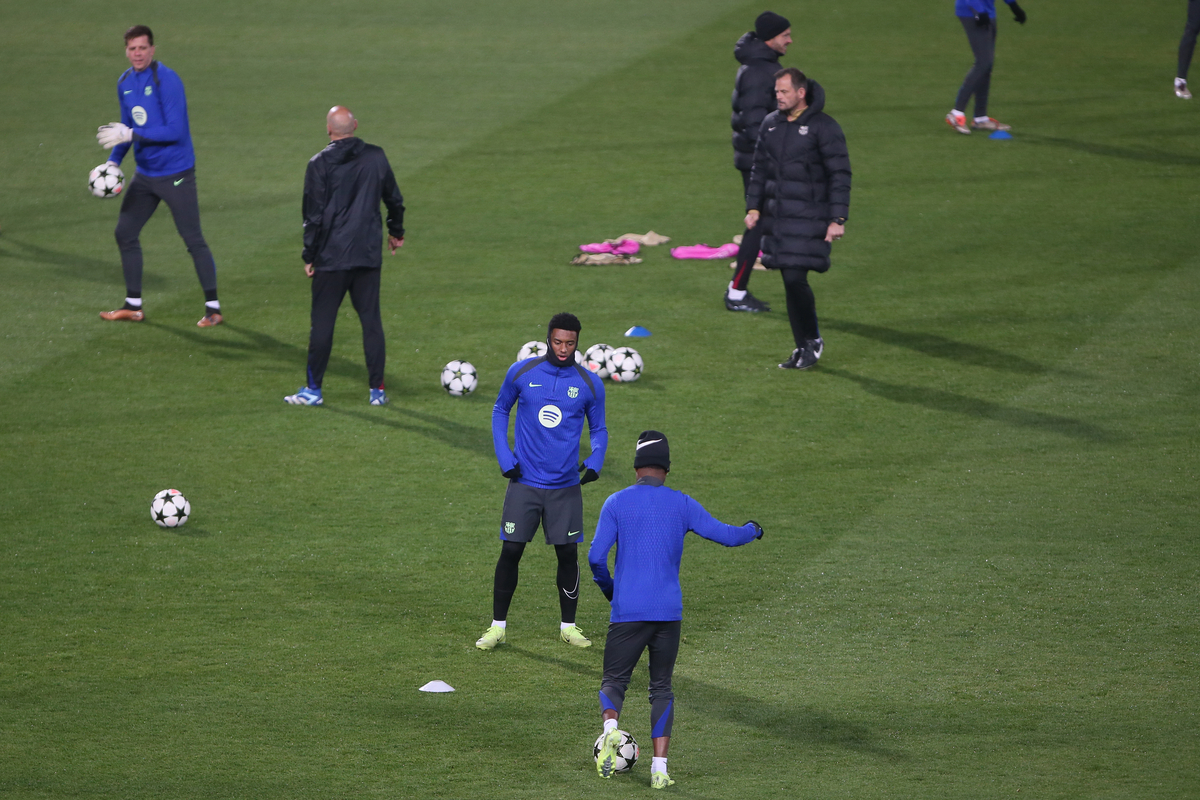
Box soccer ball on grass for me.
[606,346,643,382]
[88,162,125,198]
[583,343,615,379]
[151,489,190,528]
[441,360,478,396]
[593,729,639,773]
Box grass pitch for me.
[1,1,1198,798]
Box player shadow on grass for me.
[822,318,1051,376]
[675,674,904,759]
[324,404,494,461]
[1018,133,1200,167]
[821,366,1111,442]
[0,238,168,289]
[150,321,368,383]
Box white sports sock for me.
[560,621,575,630]
[125,296,142,308]
[205,300,221,311]
[974,115,991,123]
[491,619,506,628]
[652,757,668,774]
[603,718,618,734]
[951,109,965,117]
[727,282,747,301]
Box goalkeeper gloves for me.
[973,11,991,27]
[579,464,599,485]
[501,464,521,481]
[96,123,133,150]
[1010,2,1026,24]
[746,520,764,540]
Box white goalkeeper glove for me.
[96,123,133,150]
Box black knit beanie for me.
[633,430,670,471]
[755,11,790,41]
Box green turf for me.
[2,1,1198,797]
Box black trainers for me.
[725,291,771,312]
[779,338,823,370]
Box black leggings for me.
[732,169,763,291]
[306,267,385,390]
[599,620,682,739]
[115,168,217,300]
[492,540,580,623]
[780,268,820,347]
[1180,0,1200,80]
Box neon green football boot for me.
[596,729,622,778]
[650,772,675,789]
[475,625,506,650]
[560,624,591,647]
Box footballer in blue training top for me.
[588,430,762,788]
[96,25,223,327]
[475,313,608,651]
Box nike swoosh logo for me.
[568,531,580,537]
[768,126,777,131]
[124,90,133,95]
[173,179,184,186]
[529,383,542,387]
[636,438,663,450]
[563,570,580,599]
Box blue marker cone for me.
[624,326,652,337]
[989,130,1013,140]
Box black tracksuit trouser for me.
[954,16,997,118]
[307,267,385,390]
[732,169,763,291]
[1180,0,1200,80]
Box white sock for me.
[974,115,991,123]
[560,621,576,630]
[205,300,221,311]
[726,282,747,300]
[1177,77,1188,86]
[652,757,668,774]
[491,619,506,628]
[125,296,142,308]
[603,718,618,735]
[951,109,965,117]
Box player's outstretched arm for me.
[685,496,761,546]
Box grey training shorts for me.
[499,481,584,544]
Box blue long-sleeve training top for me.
[109,61,195,176]
[492,356,607,489]
[588,480,758,623]
[955,0,1017,17]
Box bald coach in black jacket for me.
[285,106,406,407]
[745,67,850,371]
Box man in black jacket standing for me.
[745,67,850,370]
[725,11,791,313]
[286,106,406,406]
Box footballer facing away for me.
[476,313,608,651]
[589,431,763,789]
[95,25,223,327]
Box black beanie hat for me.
[633,430,670,471]
[755,11,790,41]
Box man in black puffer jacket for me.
[725,11,792,313]
[745,67,851,370]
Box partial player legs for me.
[114,173,162,297]
[954,17,997,119]
[1179,0,1200,90]
[160,170,218,300]
[347,267,386,389]
[554,542,580,624]
[306,270,352,389]
[780,268,819,348]
[492,539,526,621]
[646,621,681,742]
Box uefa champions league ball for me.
[441,360,478,396]
[593,729,639,773]
[517,341,547,361]
[583,344,615,379]
[606,346,643,382]
[88,162,125,198]
[151,489,190,528]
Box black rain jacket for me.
[302,137,406,270]
[730,32,782,173]
[745,80,850,272]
